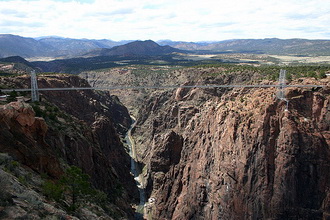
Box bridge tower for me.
[277,69,288,110]
[30,70,39,102]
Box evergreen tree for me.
[60,166,93,210]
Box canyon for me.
[0,65,330,219]
[82,66,330,219]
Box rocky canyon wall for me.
[134,76,330,220]
[0,75,138,218]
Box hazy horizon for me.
[2,33,330,43]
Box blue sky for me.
[0,0,329,41]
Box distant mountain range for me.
[1,34,330,59]
[0,34,130,58]
[158,38,330,55]
[0,40,186,74]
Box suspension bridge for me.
[0,70,326,103]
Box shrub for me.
[93,189,108,206]
[318,71,326,79]
[18,175,28,186]
[32,104,45,117]
[48,112,57,120]
[4,160,20,176]
[6,90,18,102]
[42,165,109,212]
[42,180,64,202]
[307,71,317,79]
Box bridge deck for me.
[0,84,325,92]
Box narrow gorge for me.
[125,116,146,219]
[1,65,329,219]
[82,66,330,219]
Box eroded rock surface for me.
[134,77,330,220]
[0,101,62,177]
[0,75,138,219]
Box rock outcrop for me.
[134,76,330,219]
[0,101,62,177]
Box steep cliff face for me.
[37,75,136,201]
[0,75,138,218]
[0,101,62,177]
[134,77,330,219]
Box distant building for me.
[0,95,9,102]
[0,95,31,102]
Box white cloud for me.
[0,0,329,41]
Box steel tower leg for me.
[31,70,39,102]
[277,69,288,111]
